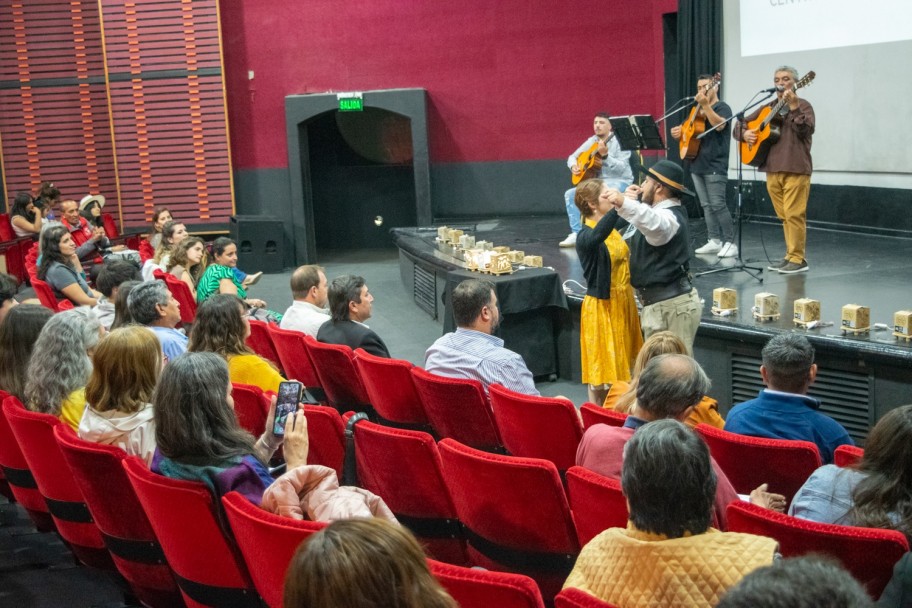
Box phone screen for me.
[273,381,303,436]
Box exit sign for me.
[337,92,363,112]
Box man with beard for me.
[607,160,702,352]
[424,278,539,396]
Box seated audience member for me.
[152,352,309,505]
[790,404,912,540]
[608,330,724,428]
[145,206,172,252]
[317,274,389,358]
[280,265,330,337]
[9,191,46,238]
[38,224,101,306]
[94,260,141,330]
[717,556,873,608]
[576,354,785,528]
[725,333,854,463]
[0,272,18,324]
[33,180,61,221]
[165,236,206,299]
[128,280,187,362]
[283,518,457,608]
[564,419,778,607]
[25,307,103,431]
[59,198,122,279]
[196,237,267,308]
[110,279,142,330]
[0,304,53,400]
[78,194,105,229]
[424,278,537,395]
[78,326,161,464]
[189,294,286,393]
[142,220,187,281]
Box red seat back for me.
[231,383,271,437]
[354,348,429,427]
[411,367,501,451]
[101,212,120,239]
[246,319,283,372]
[834,444,865,468]
[489,384,582,471]
[122,456,260,608]
[0,394,53,530]
[579,402,628,430]
[4,402,112,569]
[695,423,821,506]
[54,426,182,606]
[25,242,40,282]
[726,501,909,598]
[161,273,197,325]
[429,559,545,608]
[353,420,467,564]
[306,338,371,413]
[30,277,62,311]
[564,466,629,546]
[267,324,321,388]
[438,438,579,599]
[139,239,155,264]
[303,405,346,478]
[555,587,621,608]
[0,213,16,241]
[222,491,325,608]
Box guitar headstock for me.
[702,72,722,92]
[796,71,816,90]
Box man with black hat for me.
[607,160,701,352]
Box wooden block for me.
[793,298,821,323]
[754,292,779,317]
[437,226,449,240]
[447,229,464,244]
[712,288,737,310]
[489,253,513,275]
[493,246,510,254]
[894,310,912,336]
[507,250,524,263]
[476,240,492,250]
[841,304,870,330]
[458,234,475,249]
[523,255,543,268]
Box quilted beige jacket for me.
[564,523,777,607]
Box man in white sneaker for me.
[560,113,633,248]
[670,73,737,259]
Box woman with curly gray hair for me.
[25,307,104,430]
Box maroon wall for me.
[218,0,678,172]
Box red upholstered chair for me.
[564,466,629,546]
[353,420,467,564]
[303,404,346,478]
[579,402,628,430]
[354,348,430,430]
[695,423,822,507]
[726,501,909,598]
[267,324,323,397]
[246,319,283,372]
[4,403,113,570]
[438,438,580,599]
[489,384,582,472]
[54,427,183,607]
[139,239,155,264]
[232,383,271,438]
[306,338,372,415]
[25,241,40,282]
[429,559,545,608]
[0,394,54,531]
[122,456,261,608]
[0,213,30,283]
[161,273,197,326]
[411,367,502,452]
[222,491,325,608]
[555,587,621,608]
[30,277,63,312]
[834,444,865,468]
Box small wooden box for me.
[447,229,464,244]
[894,310,912,337]
[794,298,821,323]
[493,246,510,254]
[754,292,780,317]
[458,234,475,249]
[841,304,870,330]
[489,253,513,275]
[507,250,525,263]
[437,226,449,240]
[523,255,543,268]
[475,240,492,250]
[712,288,737,311]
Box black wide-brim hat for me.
[642,159,694,197]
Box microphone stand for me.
[694,91,776,281]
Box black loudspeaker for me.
[229,215,285,273]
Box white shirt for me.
[616,197,682,246]
[280,300,330,337]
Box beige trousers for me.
[640,288,702,355]
[766,172,811,263]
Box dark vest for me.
[628,203,691,289]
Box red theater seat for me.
[246,319,283,372]
[0,394,54,531]
[354,348,430,429]
[564,466,629,546]
[267,324,323,398]
[579,402,628,430]
[555,587,621,608]
[411,367,501,452]
[303,404,346,478]
[834,444,864,468]
[429,559,545,608]
[306,338,372,414]
[161,272,198,325]
[231,383,271,438]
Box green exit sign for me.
[338,96,363,112]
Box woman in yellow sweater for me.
[188,294,285,393]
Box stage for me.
[392,215,912,444]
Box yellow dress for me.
[59,388,87,432]
[228,354,286,394]
[580,220,643,387]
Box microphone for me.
[761,86,784,93]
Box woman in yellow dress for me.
[574,179,643,405]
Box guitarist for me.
[734,66,815,274]
[670,74,736,259]
[560,112,633,247]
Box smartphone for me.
[273,381,303,436]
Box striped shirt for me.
[424,328,539,396]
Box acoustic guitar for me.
[740,70,816,167]
[678,73,722,160]
[570,133,614,186]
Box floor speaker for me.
[229,215,285,273]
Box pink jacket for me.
[261,465,397,523]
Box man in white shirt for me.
[280,265,330,337]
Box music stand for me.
[609,115,666,151]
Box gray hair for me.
[128,280,170,325]
[622,419,716,537]
[775,65,799,80]
[25,307,101,415]
[636,354,711,419]
[761,333,815,394]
